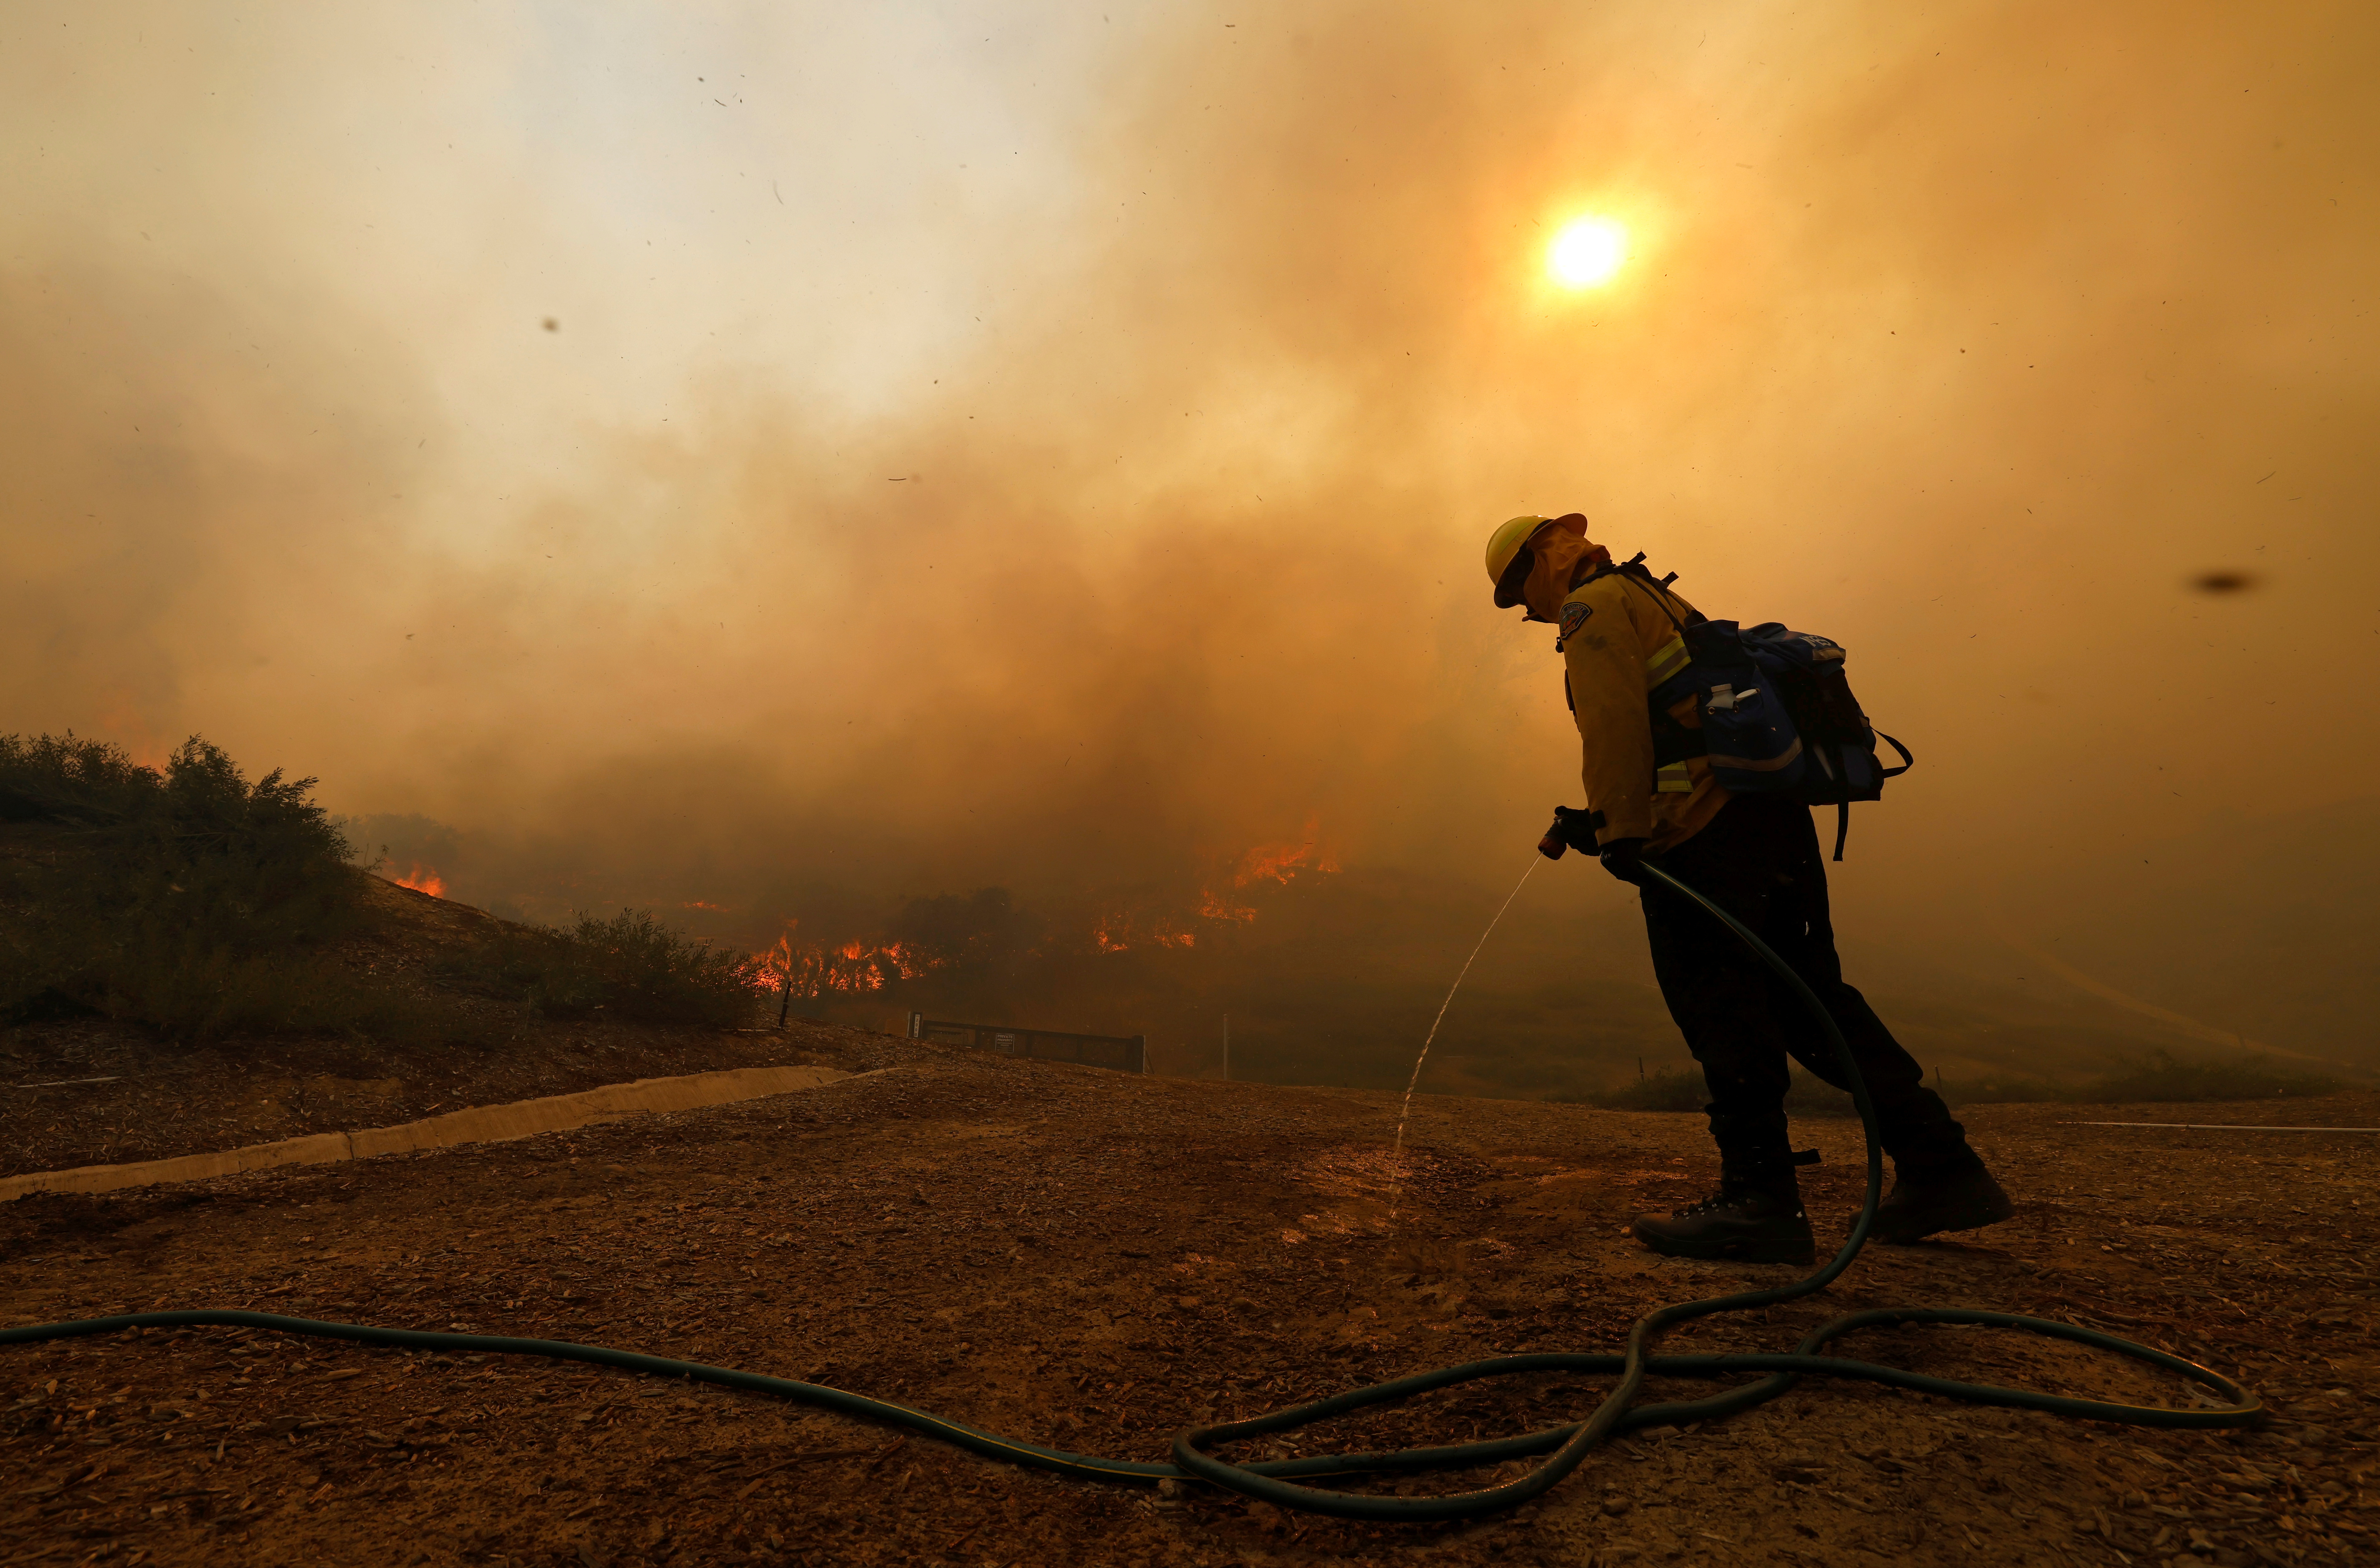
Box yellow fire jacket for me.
[1557,569,1730,853]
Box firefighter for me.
[1486,512,2012,1263]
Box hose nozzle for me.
[1538,818,1569,860]
[1539,805,1602,860]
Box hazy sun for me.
[1547,216,1628,288]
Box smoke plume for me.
[4,2,2374,1082]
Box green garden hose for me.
[1,862,2260,1521]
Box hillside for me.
[0,864,876,1179]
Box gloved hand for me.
[1538,805,1603,860]
[1598,837,1650,885]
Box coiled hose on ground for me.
[2,862,2260,1522]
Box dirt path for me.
[0,1012,910,1183]
[0,1065,853,1202]
[2,1045,2373,1568]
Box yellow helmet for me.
[1485,515,1548,608]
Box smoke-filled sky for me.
[6,3,2376,990]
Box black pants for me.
[1640,795,1976,1188]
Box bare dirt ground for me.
[2,1042,2374,1568]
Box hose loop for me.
[1165,862,2258,1518]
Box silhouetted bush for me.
[0,733,404,1041]
[462,909,764,1027]
[0,732,163,826]
[3,732,768,1041]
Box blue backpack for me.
[1603,557,1913,860]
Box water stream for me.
[1386,853,1541,1220]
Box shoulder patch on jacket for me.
[1558,600,1593,639]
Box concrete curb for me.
[0,1063,854,1203]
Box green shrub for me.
[2,733,768,1042]
[459,909,765,1028]
[0,732,407,1041]
[0,732,162,826]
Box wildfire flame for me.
[1092,821,1338,946]
[1231,824,1339,888]
[752,930,937,999]
[393,864,445,898]
[1196,887,1259,923]
[1194,817,1338,923]
[749,818,1332,980]
[1092,911,1199,953]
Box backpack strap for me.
[1574,553,1702,638]
[1831,738,1911,859]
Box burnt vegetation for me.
[444,910,765,1029]
[0,732,762,1047]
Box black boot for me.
[1869,1163,2014,1245]
[1632,1180,1815,1264]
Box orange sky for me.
[4,2,2374,960]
